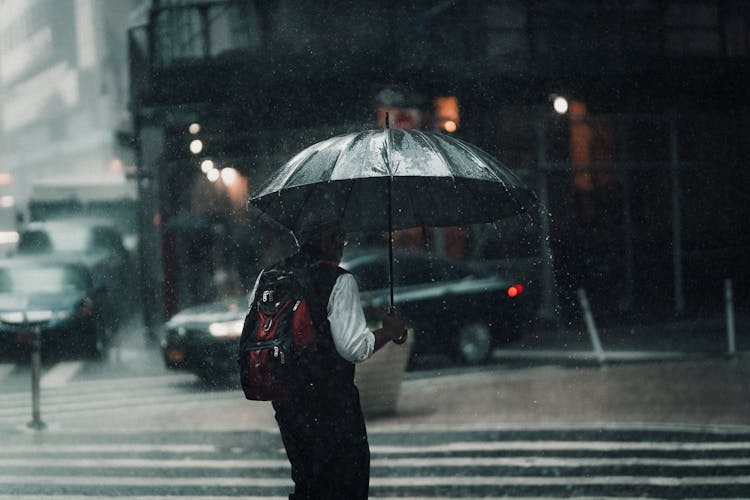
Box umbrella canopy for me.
[250,129,535,234]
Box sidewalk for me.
[368,312,750,430]
[97,352,750,434]
[369,353,750,431]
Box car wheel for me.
[455,322,492,365]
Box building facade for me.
[130,0,750,327]
[0,0,141,237]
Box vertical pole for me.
[388,174,394,310]
[577,288,607,369]
[617,125,635,312]
[669,113,685,316]
[725,279,736,357]
[536,117,557,320]
[199,6,211,58]
[27,316,45,430]
[385,112,394,311]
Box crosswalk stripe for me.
[3,438,749,455]
[40,362,83,389]
[0,497,679,500]
[371,440,750,453]
[1,474,750,487]
[0,363,13,381]
[0,389,237,419]
[0,497,292,500]
[0,444,217,454]
[0,456,749,468]
[1,372,197,403]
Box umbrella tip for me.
[385,111,390,129]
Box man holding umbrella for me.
[248,219,407,499]
[248,123,534,498]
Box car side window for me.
[17,231,52,254]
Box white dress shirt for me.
[248,272,375,364]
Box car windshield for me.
[0,267,87,294]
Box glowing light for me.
[553,96,569,114]
[443,120,457,133]
[0,196,14,208]
[110,158,123,173]
[189,139,203,154]
[507,284,524,298]
[206,168,220,182]
[0,173,12,186]
[188,123,201,134]
[220,167,238,186]
[200,159,214,173]
[0,231,19,245]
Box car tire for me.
[455,322,492,365]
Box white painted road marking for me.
[0,363,13,382]
[0,455,749,469]
[0,474,749,487]
[40,362,83,389]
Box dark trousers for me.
[273,389,370,499]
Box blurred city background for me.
[2,2,750,497]
[0,0,748,358]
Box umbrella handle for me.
[386,306,408,345]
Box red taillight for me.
[507,284,524,298]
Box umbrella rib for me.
[412,130,455,179]
[444,135,509,185]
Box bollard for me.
[27,317,46,431]
[725,279,736,358]
[577,288,607,369]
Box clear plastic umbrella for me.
[249,123,536,308]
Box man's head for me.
[295,221,347,263]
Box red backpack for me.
[237,268,316,401]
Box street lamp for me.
[189,139,203,154]
[206,167,220,182]
[220,167,237,186]
[553,96,569,114]
[200,159,214,173]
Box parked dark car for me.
[0,256,108,360]
[14,218,137,323]
[161,295,246,382]
[341,249,535,365]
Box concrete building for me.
[0,0,142,238]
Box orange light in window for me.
[435,96,460,132]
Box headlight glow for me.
[0,310,63,324]
[208,319,244,338]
